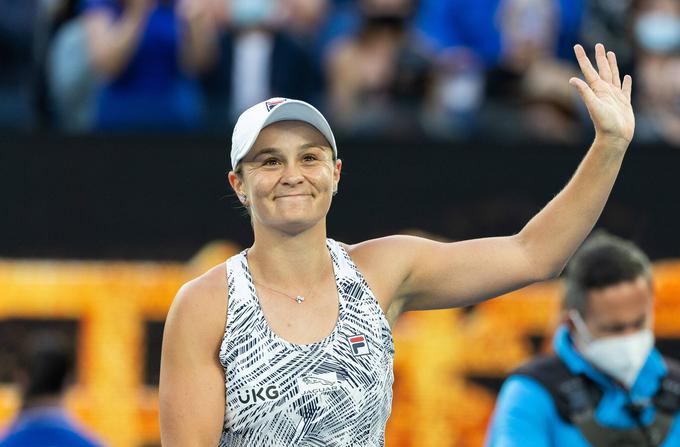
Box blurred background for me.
[1,0,680,445]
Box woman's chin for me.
[266,215,324,235]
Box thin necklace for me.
[250,260,332,305]
[252,279,307,304]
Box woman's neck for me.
[247,222,331,288]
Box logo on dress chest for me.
[348,334,370,356]
[236,385,280,405]
[297,372,341,394]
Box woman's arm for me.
[159,266,227,446]
[177,0,218,74]
[352,44,635,312]
[82,0,150,79]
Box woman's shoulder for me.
[342,234,426,263]
[343,235,424,274]
[167,263,228,332]
[339,236,424,311]
[182,261,227,294]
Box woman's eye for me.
[263,158,280,166]
[303,154,318,162]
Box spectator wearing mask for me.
[82,0,216,131]
[45,0,99,131]
[0,333,104,447]
[486,232,680,447]
[324,0,436,135]
[413,0,587,139]
[200,0,322,130]
[633,0,680,147]
[277,0,329,50]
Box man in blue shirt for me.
[486,231,680,447]
[0,333,103,447]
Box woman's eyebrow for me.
[250,148,282,159]
[247,144,329,161]
[299,142,330,150]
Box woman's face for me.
[229,121,341,234]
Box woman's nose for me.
[281,162,304,185]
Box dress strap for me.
[326,238,359,282]
[225,251,259,331]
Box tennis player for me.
[159,43,635,446]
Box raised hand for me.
[127,0,153,16]
[570,43,635,150]
[177,0,211,24]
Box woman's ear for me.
[228,171,246,203]
[334,159,342,191]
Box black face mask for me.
[363,14,408,31]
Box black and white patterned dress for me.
[219,238,394,446]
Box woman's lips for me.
[276,194,312,199]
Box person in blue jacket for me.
[486,231,680,447]
[81,0,216,131]
[0,333,104,447]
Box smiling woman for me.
[159,43,637,447]
[231,120,341,232]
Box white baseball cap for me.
[230,97,338,169]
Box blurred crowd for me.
[2,0,680,145]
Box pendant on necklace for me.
[295,295,305,304]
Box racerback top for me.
[219,238,394,446]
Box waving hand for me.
[570,44,635,149]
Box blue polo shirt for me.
[485,325,680,447]
[414,0,585,67]
[81,0,203,130]
[0,407,103,447]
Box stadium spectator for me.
[0,0,40,129]
[414,0,501,67]
[200,0,322,130]
[486,232,680,447]
[324,0,436,135]
[82,0,216,131]
[412,0,497,138]
[580,0,635,75]
[633,0,680,146]
[0,333,104,447]
[482,0,585,143]
[416,0,584,66]
[46,0,99,131]
[278,0,328,46]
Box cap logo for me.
[265,99,287,111]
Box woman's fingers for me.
[569,77,598,106]
[574,44,628,95]
[607,51,621,89]
[622,75,633,102]
[595,43,612,84]
[574,44,599,85]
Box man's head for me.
[563,231,655,388]
[564,231,653,338]
[15,332,74,404]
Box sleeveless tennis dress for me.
[219,238,394,446]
